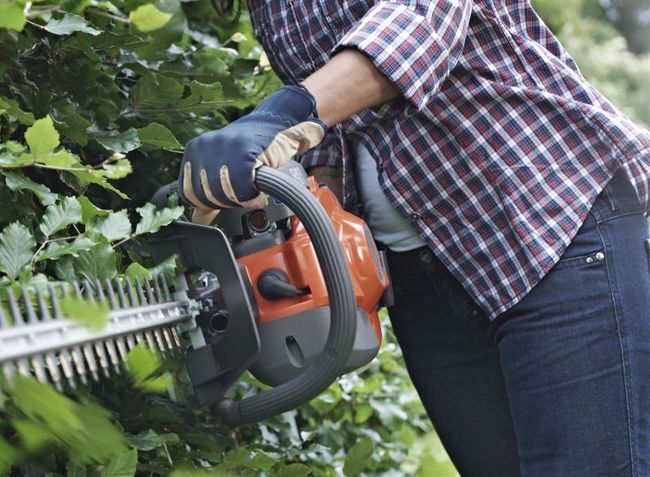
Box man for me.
[179,1,650,475]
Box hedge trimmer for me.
[0,163,392,426]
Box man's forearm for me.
[302,49,399,126]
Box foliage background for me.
[0,0,647,475]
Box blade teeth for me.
[2,362,15,383]
[171,327,182,348]
[93,342,111,379]
[124,277,138,307]
[30,355,49,384]
[0,303,9,328]
[16,358,30,377]
[81,279,93,300]
[115,337,129,361]
[153,328,168,353]
[160,274,172,301]
[82,344,100,382]
[56,350,77,390]
[70,348,88,385]
[6,288,24,326]
[144,278,157,304]
[104,340,121,374]
[162,328,174,350]
[152,276,163,303]
[49,284,63,319]
[105,278,119,309]
[72,280,82,298]
[21,286,38,324]
[115,278,129,309]
[94,279,107,303]
[125,334,137,351]
[35,287,53,322]
[134,277,147,305]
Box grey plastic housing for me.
[250,306,379,387]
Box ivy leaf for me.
[95,129,141,153]
[25,116,60,157]
[0,222,36,280]
[0,2,26,31]
[343,437,374,476]
[60,295,108,331]
[45,14,102,36]
[129,4,172,32]
[138,123,182,150]
[37,235,97,262]
[135,203,183,235]
[3,170,58,206]
[39,196,82,237]
[78,196,110,222]
[91,210,132,242]
[73,241,117,282]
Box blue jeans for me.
[386,168,650,476]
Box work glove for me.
[179,85,327,224]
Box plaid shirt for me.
[247,0,650,319]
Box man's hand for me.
[179,85,327,223]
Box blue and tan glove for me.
[179,85,327,224]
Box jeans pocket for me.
[553,210,606,272]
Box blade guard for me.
[149,164,358,426]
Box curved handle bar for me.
[151,166,357,425]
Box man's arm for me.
[302,49,399,127]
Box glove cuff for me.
[255,85,327,130]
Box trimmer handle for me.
[151,166,358,425]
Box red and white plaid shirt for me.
[247,0,650,319]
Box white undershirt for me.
[354,142,427,252]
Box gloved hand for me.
[179,85,327,224]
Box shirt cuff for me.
[332,1,470,111]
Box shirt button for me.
[418,248,434,263]
[409,212,420,221]
[377,163,384,173]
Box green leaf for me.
[37,235,97,262]
[60,295,108,331]
[273,464,312,477]
[127,430,178,451]
[132,74,184,111]
[52,103,91,146]
[176,81,224,114]
[0,2,26,31]
[0,96,35,125]
[73,241,117,282]
[78,196,110,223]
[40,196,82,237]
[3,170,58,205]
[125,344,171,394]
[138,123,182,150]
[0,222,36,280]
[125,262,152,280]
[25,116,60,157]
[129,4,172,32]
[102,159,133,179]
[135,203,183,235]
[67,462,87,477]
[95,128,141,153]
[71,170,129,200]
[91,210,132,241]
[45,14,102,36]
[100,449,137,477]
[343,437,374,476]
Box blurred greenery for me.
[0,0,647,475]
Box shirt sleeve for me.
[332,0,472,111]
